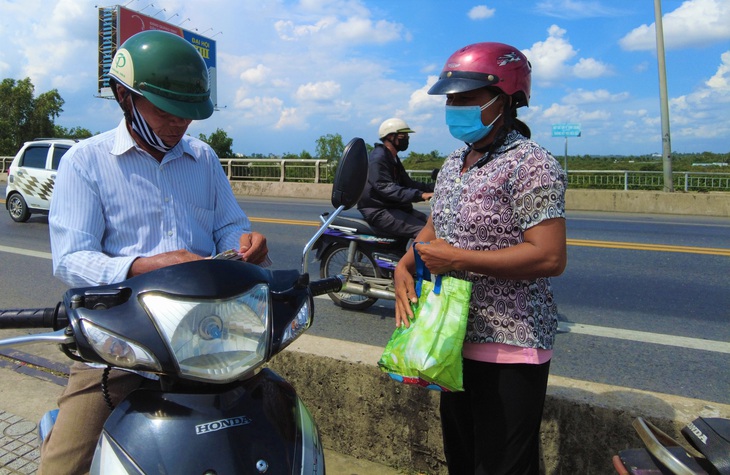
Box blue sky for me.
[1,0,729,157]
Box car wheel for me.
[7,193,31,222]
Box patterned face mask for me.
[129,96,175,153]
[445,95,501,144]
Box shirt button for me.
[445,208,450,214]
[168,231,173,236]
[455,177,461,184]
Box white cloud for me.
[619,0,730,51]
[573,57,611,78]
[233,94,284,119]
[523,25,577,83]
[240,64,272,85]
[563,89,630,105]
[408,76,443,112]
[535,0,627,19]
[706,50,730,90]
[524,25,612,85]
[468,5,496,20]
[295,81,342,101]
[275,108,307,129]
[274,15,405,46]
[664,51,730,139]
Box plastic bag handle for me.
[413,243,442,297]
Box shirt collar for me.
[110,118,198,163]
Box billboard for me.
[98,5,217,109]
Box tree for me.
[199,128,233,157]
[314,133,344,161]
[53,125,93,140]
[0,77,65,154]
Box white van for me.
[5,138,76,222]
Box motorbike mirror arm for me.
[302,204,346,274]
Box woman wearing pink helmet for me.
[394,42,567,474]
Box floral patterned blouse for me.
[431,130,566,350]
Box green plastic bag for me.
[378,246,472,392]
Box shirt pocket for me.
[181,201,215,255]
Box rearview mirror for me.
[331,137,368,210]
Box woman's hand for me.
[414,239,457,275]
[394,262,417,328]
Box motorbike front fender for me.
[91,368,324,475]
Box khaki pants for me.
[39,362,146,475]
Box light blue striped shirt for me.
[49,120,252,287]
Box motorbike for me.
[612,416,730,475]
[307,170,437,311]
[0,137,369,474]
[308,211,411,310]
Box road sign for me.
[552,123,581,137]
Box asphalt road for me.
[0,191,729,405]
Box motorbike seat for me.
[324,211,403,239]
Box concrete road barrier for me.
[271,335,730,475]
[2,176,729,216]
[228,181,730,217]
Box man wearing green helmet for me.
[42,30,269,473]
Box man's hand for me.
[421,192,434,201]
[128,249,203,277]
[239,232,269,265]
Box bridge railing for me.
[219,158,331,183]
[2,155,728,191]
[566,170,730,192]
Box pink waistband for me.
[463,342,553,364]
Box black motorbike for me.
[0,137,369,474]
[612,416,730,475]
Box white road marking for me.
[558,322,730,354]
[0,245,52,260]
[4,246,728,354]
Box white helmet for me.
[378,118,415,140]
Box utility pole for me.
[654,0,674,192]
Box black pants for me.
[363,207,428,238]
[440,358,551,475]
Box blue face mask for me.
[445,95,501,144]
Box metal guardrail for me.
[567,170,730,192]
[2,155,728,191]
[219,158,331,183]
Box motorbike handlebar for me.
[309,275,345,297]
[0,303,67,330]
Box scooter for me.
[0,137,369,474]
[612,416,730,475]
[307,169,438,311]
[308,211,410,310]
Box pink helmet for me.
[428,42,531,107]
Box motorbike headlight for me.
[139,283,270,383]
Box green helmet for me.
[108,30,213,120]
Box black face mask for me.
[394,136,409,152]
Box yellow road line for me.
[566,239,730,256]
[248,217,730,256]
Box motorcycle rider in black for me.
[357,118,435,238]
